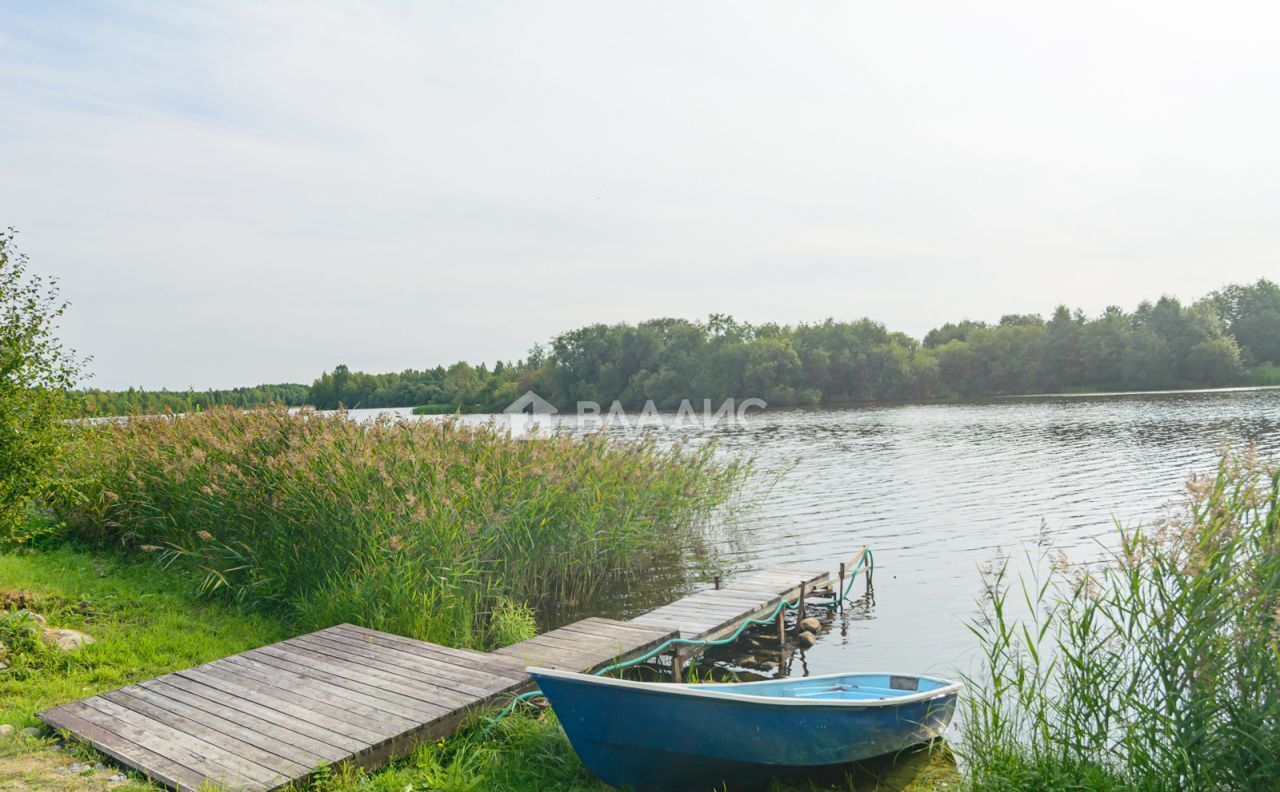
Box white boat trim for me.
[526,667,964,708]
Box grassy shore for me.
[0,541,956,792]
[49,408,745,648]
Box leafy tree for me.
[1183,338,1242,386]
[1209,279,1280,365]
[923,319,987,349]
[1,230,85,543]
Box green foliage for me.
[73,279,1280,419]
[1206,279,1280,366]
[1244,363,1280,387]
[50,407,746,647]
[961,450,1280,791]
[0,230,84,545]
[0,610,57,679]
[489,597,539,647]
[77,383,309,417]
[1183,338,1242,386]
[300,281,1279,415]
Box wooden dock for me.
[38,566,831,791]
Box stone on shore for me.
[40,628,95,652]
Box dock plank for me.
[42,705,211,792]
[633,567,829,641]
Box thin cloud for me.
[2,1,1278,389]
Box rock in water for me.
[798,617,821,634]
[797,630,818,649]
[40,628,95,652]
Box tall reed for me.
[961,449,1280,790]
[51,407,746,648]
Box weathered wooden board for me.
[632,566,830,642]
[39,625,530,792]
[495,617,673,672]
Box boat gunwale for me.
[527,667,964,709]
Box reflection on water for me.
[347,388,1280,681]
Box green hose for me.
[483,549,874,731]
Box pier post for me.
[776,606,785,645]
[714,575,721,591]
[838,563,845,614]
[671,649,683,682]
[798,581,806,622]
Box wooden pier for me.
[39,566,831,791]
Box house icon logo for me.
[503,390,558,416]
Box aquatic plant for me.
[50,407,746,648]
[961,449,1280,790]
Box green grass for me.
[0,544,287,733]
[960,450,1280,790]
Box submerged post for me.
[714,575,721,591]
[838,562,846,614]
[865,549,873,594]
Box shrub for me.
[962,449,1280,790]
[0,230,84,545]
[51,407,746,647]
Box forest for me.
[78,383,310,416]
[81,279,1280,415]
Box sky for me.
[2,2,1278,390]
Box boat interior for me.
[692,673,953,701]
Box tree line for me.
[78,383,310,416]
[83,279,1280,415]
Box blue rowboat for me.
[527,667,962,791]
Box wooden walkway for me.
[633,567,829,641]
[38,566,831,791]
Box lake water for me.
[347,387,1280,682]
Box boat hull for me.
[530,670,959,791]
